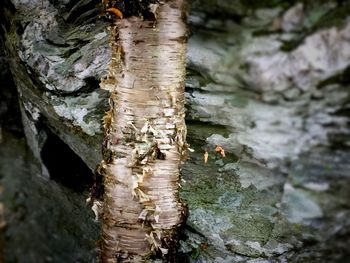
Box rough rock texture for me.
[2,0,110,171]
[180,1,350,261]
[1,0,350,262]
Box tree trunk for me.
[99,0,188,261]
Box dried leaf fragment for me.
[106,7,123,19]
[215,145,226,157]
[204,151,209,164]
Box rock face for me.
[181,1,350,261]
[2,0,110,171]
[1,0,350,262]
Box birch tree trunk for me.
[99,0,188,261]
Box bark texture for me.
[99,0,188,261]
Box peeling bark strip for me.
[100,0,188,261]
